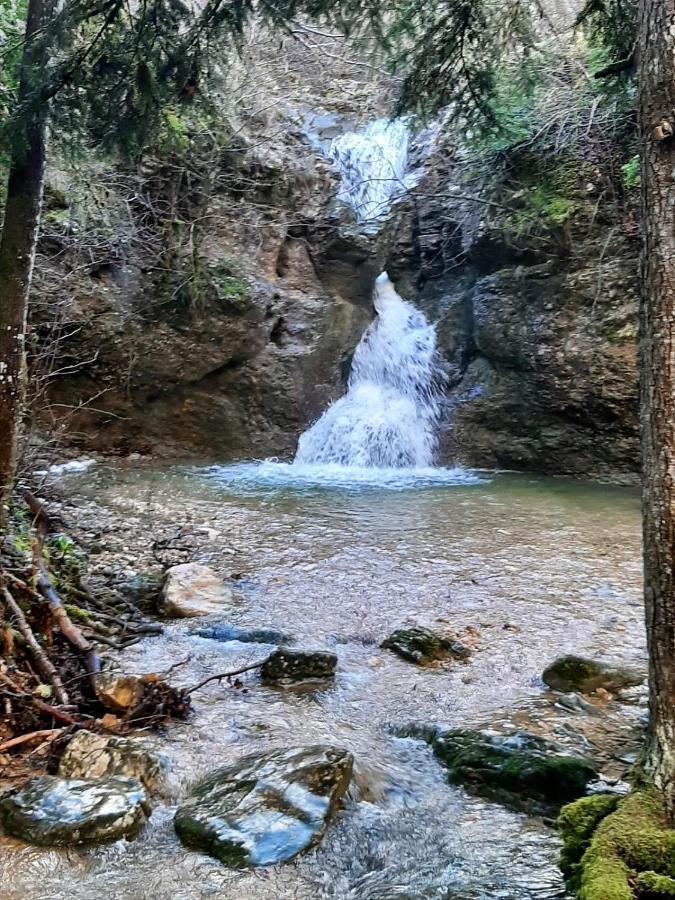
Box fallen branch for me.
[186,661,265,695]
[0,584,70,705]
[0,728,63,753]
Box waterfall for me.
[295,273,446,469]
[330,118,410,225]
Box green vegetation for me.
[559,790,675,900]
[622,156,641,190]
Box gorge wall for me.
[31,32,640,479]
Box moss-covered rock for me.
[431,728,597,810]
[562,790,675,900]
[557,794,621,880]
[542,655,644,694]
[381,626,470,665]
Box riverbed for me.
[0,462,646,900]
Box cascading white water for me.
[330,118,410,225]
[295,273,447,469]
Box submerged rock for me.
[431,728,597,809]
[0,776,149,845]
[381,626,470,665]
[542,655,644,694]
[196,624,291,646]
[174,745,353,867]
[58,731,167,794]
[260,648,337,684]
[161,563,234,618]
[95,672,145,712]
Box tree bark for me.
[0,0,56,527]
[637,0,675,821]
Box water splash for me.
[330,119,410,225]
[295,273,447,469]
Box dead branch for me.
[186,660,266,695]
[0,728,63,753]
[0,584,70,705]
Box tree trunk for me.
[637,0,675,821]
[0,0,55,527]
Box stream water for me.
[0,462,645,900]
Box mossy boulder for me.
[557,793,621,877]
[174,745,353,867]
[381,626,470,665]
[542,655,644,694]
[431,728,597,810]
[560,790,675,900]
[0,776,149,846]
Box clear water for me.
[295,274,447,469]
[330,119,410,225]
[0,461,645,900]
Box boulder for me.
[431,728,597,809]
[174,745,353,867]
[260,648,337,684]
[196,624,291,645]
[161,563,234,618]
[542,655,644,695]
[95,672,145,712]
[58,731,167,794]
[381,626,471,665]
[0,776,149,845]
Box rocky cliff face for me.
[31,33,640,479]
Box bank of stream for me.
[0,460,645,899]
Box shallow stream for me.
[0,462,645,900]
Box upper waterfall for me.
[295,273,446,469]
[329,119,410,226]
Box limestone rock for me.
[0,776,149,846]
[174,745,353,867]
[95,672,145,712]
[260,648,337,684]
[542,655,644,695]
[431,728,597,809]
[381,626,470,665]
[58,731,166,794]
[196,624,292,645]
[161,563,233,618]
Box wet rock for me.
[58,731,167,794]
[116,572,164,611]
[431,728,597,809]
[381,626,471,665]
[0,776,149,846]
[196,624,291,646]
[174,745,353,867]
[161,563,234,618]
[542,655,644,695]
[95,672,145,712]
[260,648,337,684]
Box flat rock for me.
[542,655,644,694]
[174,745,353,867]
[161,563,234,618]
[260,648,337,683]
[431,728,597,810]
[196,624,291,645]
[0,776,149,846]
[381,626,471,665]
[95,672,145,712]
[58,731,167,794]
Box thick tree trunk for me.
[637,0,675,820]
[0,0,55,527]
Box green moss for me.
[621,156,640,190]
[635,871,675,897]
[558,794,621,876]
[570,791,675,900]
[64,604,92,623]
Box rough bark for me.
[0,0,55,526]
[637,0,675,821]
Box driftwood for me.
[0,584,69,704]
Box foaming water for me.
[0,463,644,900]
[330,118,410,225]
[295,274,447,470]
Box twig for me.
[0,729,63,753]
[186,661,265,695]
[0,584,70,705]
